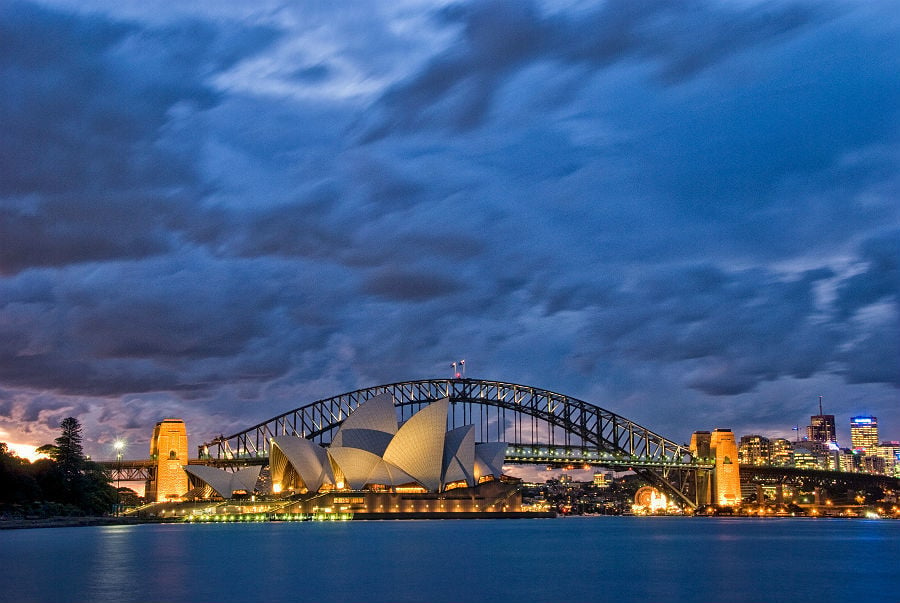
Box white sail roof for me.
[327,446,384,490]
[331,392,397,451]
[365,458,417,488]
[474,442,507,480]
[184,465,261,499]
[337,429,395,457]
[383,398,449,492]
[442,424,475,487]
[324,447,412,490]
[270,436,333,493]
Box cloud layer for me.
[1,0,898,455]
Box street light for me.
[113,439,125,516]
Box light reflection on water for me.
[2,517,898,603]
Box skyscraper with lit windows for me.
[850,416,878,453]
[771,438,794,466]
[807,414,836,443]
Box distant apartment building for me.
[792,440,833,470]
[837,448,858,473]
[853,453,885,475]
[792,448,820,470]
[738,435,771,465]
[592,472,611,488]
[770,438,794,466]
[876,441,900,477]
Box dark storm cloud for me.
[354,0,900,279]
[1,2,205,196]
[562,0,819,83]
[0,196,181,275]
[19,394,78,423]
[569,264,845,395]
[832,230,900,386]
[0,254,341,397]
[834,230,900,319]
[362,0,822,138]
[197,192,352,261]
[839,324,900,386]
[0,0,278,273]
[363,268,465,302]
[0,395,13,419]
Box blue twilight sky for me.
[1,0,898,459]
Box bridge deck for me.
[100,457,898,493]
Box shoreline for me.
[0,516,179,530]
[3,511,894,530]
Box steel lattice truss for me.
[199,378,712,506]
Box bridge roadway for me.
[100,451,900,494]
[99,444,713,481]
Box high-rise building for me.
[792,448,819,469]
[876,441,900,477]
[837,448,857,473]
[860,455,886,475]
[794,440,829,469]
[850,416,878,453]
[738,435,771,465]
[807,415,836,443]
[147,418,189,502]
[771,438,794,466]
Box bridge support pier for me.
[146,418,189,502]
[690,429,740,507]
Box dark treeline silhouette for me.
[0,417,117,517]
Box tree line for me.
[0,417,117,517]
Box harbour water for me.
[2,517,898,603]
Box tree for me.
[55,417,85,485]
[1,419,117,516]
[35,444,59,458]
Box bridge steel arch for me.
[199,378,712,507]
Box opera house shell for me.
[183,465,262,499]
[269,393,507,495]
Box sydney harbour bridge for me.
[105,378,898,509]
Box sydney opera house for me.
[182,394,524,516]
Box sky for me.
[1,0,898,463]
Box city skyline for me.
[1,0,898,460]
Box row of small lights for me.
[510,450,711,466]
[513,447,711,460]
[184,513,353,522]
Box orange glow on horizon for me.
[5,442,49,463]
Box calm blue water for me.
[1,517,897,603]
